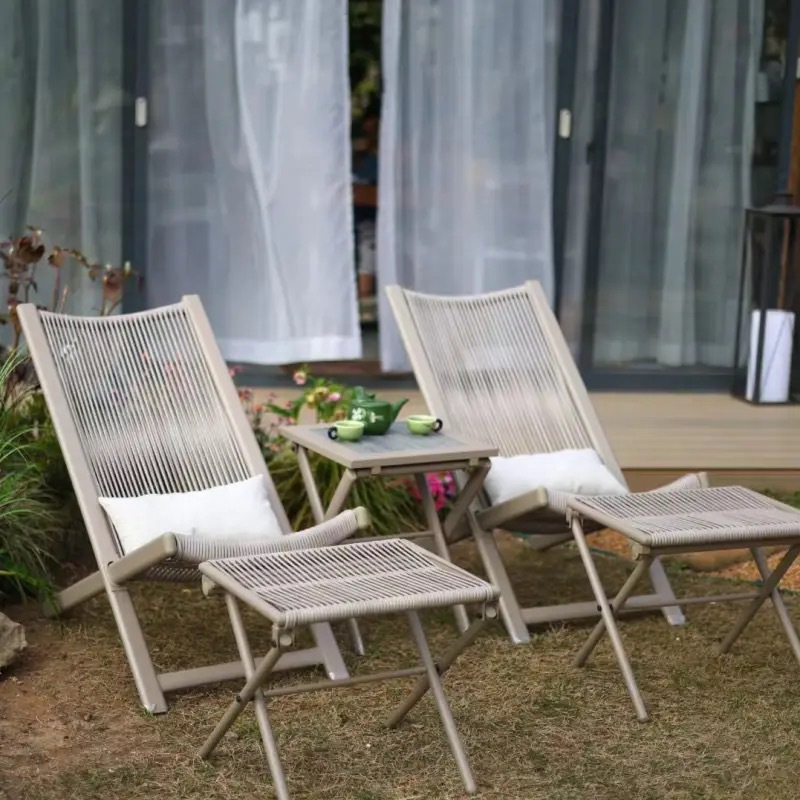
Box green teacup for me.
[406,415,443,436]
[328,420,364,442]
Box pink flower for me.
[284,401,293,410]
[327,391,341,403]
[293,370,307,386]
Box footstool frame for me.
[566,487,800,722]
[198,538,498,798]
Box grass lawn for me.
[3,533,800,800]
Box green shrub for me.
[0,355,67,605]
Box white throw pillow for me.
[483,449,627,505]
[99,476,283,554]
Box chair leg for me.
[310,622,350,680]
[573,556,653,668]
[52,569,106,615]
[223,595,290,800]
[405,610,478,795]
[719,545,800,656]
[106,585,168,714]
[415,473,470,632]
[468,515,530,644]
[648,557,686,626]
[571,518,649,722]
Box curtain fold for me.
[378,0,558,372]
[591,0,762,368]
[147,0,359,365]
[0,0,122,319]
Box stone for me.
[0,612,26,670]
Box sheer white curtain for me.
[591,0,762,368]
[0,0,122,318]
[147,0,359,365]
[378,0,558,372]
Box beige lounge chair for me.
[387,281,707,644]
[18,297,364,713]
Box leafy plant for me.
[0,225,139,349]
[0,353,67,605]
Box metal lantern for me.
[732,194,800,404]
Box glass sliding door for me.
[559,0,770,388]
[0,0,126,318]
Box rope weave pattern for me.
[570,487,800,547]
[403,287,594,456]
[173,510,361,564]
[40,305,250,499]
[203,539,498,628]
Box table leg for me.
[415,473,471,632]
[295,446,365,656]
[443,464,490,542]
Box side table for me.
[279,421,498,645]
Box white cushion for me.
[99,476,283,554]
[484,449,627,505]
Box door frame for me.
[121,0,149,313]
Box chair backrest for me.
[386,281,625,485]
[18,296,291,562]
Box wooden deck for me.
[252,388,800,492]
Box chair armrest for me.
[173,507,372,564]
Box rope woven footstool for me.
[566,486,800,722]
[198,538,498,798]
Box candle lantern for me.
[732,194,800,404]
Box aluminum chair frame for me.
[18,297,359,713]
[387,281,709,644]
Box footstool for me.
[566,486,800,721]
[198,538,498,799]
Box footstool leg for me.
[224,594,291,800]
[571,517,649,722]
[720,545,800,657]
[574,556,653,667]
[387,605,495,729]
[404,610,477,795]
[750,547,800,664]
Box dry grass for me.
[3,534,800,800]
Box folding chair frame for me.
[18,297,352,713]
[387,281,696,645]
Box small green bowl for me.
[406,415,443,436]
[328,420,364,441]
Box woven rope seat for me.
[568,487,800,549]
[201,539,498,629]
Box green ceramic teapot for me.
[348,386,408,435]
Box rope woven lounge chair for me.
[18,296,365,713]
[387,281,708,644]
